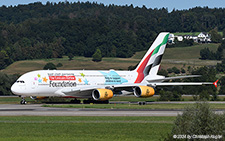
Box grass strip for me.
[0,116,174,140]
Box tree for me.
[43,63,57,70]
[167,68,173,73]
[209,28,222,43]
[223,28,225,38]
[215,40,225,60]
[158,90,181,101]
[216,59,225,73]
[110,45,117,57]
[92,48,102,62]
[165,102,225,140]
[172,67,180,74]
[0,72,18,95]
[181,68,186,73]
[1,4,225,71]
[128,64,138,71]
[200,47,216,60]
[158,69,168,77]
[68,53,74,61]
[56,63,63,67]
[219,76,225,95]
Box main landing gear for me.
[70,98,81,104]
[83,99,109,104]
[20,97,27,105]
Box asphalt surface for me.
[0,104,186,116]
[0,104,224,116]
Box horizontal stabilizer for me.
[149,82,213,87]
[147,75,201,83]
[213,80,219,88]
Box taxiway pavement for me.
[0,104,183,116]
[0,104,224,116]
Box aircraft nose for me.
[11,84,20,95]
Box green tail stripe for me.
[152,33,169,56]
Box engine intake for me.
[92,89,113,101]
[134,86,155,97]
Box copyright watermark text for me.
[173,135,222,140]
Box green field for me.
[0,116,174,140]
[2,43,220,75]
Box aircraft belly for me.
[63,90,93,98]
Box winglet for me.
[213,80,219,88]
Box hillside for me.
[2,57,139,75]
[2,43,220,75]
[0,2,225,70]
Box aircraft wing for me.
[56,80,216,99]
[149,82,213,87]
[106,81,214,88]
[59,81,213,94]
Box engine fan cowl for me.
[134,86,155,97]
[92,89,113,101]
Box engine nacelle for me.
[92,89,113,101]
[134,86,155,97]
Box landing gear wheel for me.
[83,99,109,104]
[70,99,81,104]
[138,101,146,105]
[20,98,27,105]
[83,100,91,104]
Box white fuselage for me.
[11,70,138,97]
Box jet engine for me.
[134,86,155,97]
[92,89,113,101]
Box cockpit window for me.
[16,80,25,83]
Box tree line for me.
[0,2,225,69]
[200,40,225,60]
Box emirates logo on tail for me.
[134,32,169,83]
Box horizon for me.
[0,0,225,12]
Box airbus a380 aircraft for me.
[11,32,216,104]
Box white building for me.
[176,36,183,42]
[198,32,211,43]
[192,36,198,43]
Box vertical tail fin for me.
[134,32,169,83]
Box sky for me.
[0,0,225,12]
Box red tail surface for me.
[213,80,219,88]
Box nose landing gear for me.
[20,97,27,105]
